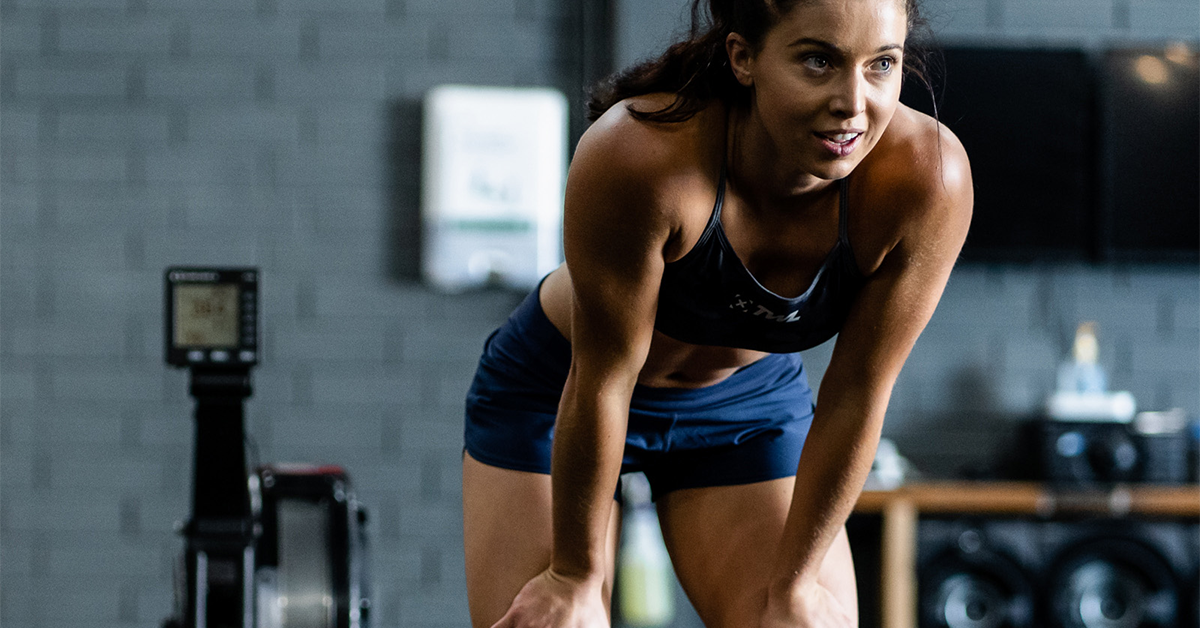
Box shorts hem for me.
[463,444,551,476]
[647,469,798,501]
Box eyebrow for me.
[787,37,903,55]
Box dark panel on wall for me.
[901,48,1095,262]
[1099,47,1200,263]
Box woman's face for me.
[733,0,908,181]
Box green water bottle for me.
[617,475,674,626]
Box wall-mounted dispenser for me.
[421,85,568,292]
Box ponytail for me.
[586,0,771,123]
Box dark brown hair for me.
[586,0,938,123]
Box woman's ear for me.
[726,32,755,87]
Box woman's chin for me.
[804,157,861,182]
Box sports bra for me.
[654,170,866,353]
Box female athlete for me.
[462,0,972,626]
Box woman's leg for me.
[461,451,621,628]
[655,477,857,628]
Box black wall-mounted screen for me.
[1099,48,1199,262]
[901,48,1095,261]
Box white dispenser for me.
[421,85,568,292]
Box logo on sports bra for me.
[730,294,802,323]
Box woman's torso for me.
[540,96,933,389]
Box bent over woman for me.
[462,0,972,626]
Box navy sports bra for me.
[654,170,866,353]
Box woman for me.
[462,0,972,625]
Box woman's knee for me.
[655,482,858,627]
[461,453,621,627]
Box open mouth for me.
[814,131,863,157]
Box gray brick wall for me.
[925,0,1200,42]
[1,0,570,625]
[1,2,1197,628]
[616,0,1200,66]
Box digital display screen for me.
[174,284,240,349]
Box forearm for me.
[548,374,631,582]
[771,396,887,590]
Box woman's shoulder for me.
[861,104,972,217]
[568,95,726,229]
[558,97,725,293]
[575,94,724,184]
[845,105,972,273]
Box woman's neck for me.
[725,102,837,208]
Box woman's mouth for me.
[814,131,863,157]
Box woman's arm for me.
[493,107,683,627]
[550,120,674,583]
[767,127,974,604]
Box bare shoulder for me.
[566,96,725,254]
[857,104,973,254]
[573,94,721,199]
[869,105,971,215]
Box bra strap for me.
[837,177,850,244]
[714,163,728,221]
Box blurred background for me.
[0,0,1196,627]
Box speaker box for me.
[848,514,884,628]
[914,517,1198,628]
[1190,571,1200,628]
[1021,419,1190,485]
[1048,537,1180,627]
[917,518,1038,628]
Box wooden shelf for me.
[855,480,1199,517]
[852,482,1200,628]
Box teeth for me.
[827,133,858,142]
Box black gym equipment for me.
[252,465,371,628]
[1021,419,1191,486]
[162,267,370,628]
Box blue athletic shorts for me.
[463,285,815,501]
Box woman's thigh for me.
[461,451,621,628]
[655,477,857,628]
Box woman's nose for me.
[829,71,868,119]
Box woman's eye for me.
[803,56,830,71]
[871,57,896,73]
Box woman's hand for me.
[760,578,855,628]
[491,569,610,628]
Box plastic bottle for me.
[1057,322,1107,394]
[617,474,675,627]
